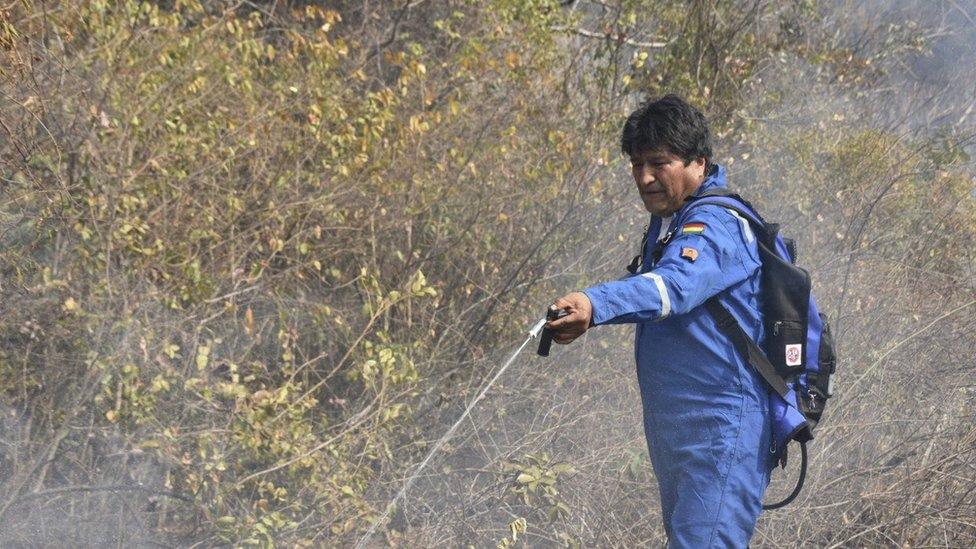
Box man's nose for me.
[637,166,654,186]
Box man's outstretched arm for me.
[548,206,759,343]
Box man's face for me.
[630,148,707,216]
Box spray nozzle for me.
[535,307,569,357]
[528,318,547,339]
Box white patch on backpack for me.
[785,344,802,366]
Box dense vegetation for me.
[1,1,973,546]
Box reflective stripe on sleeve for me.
[640,272,671,318]
[726,208,755,243]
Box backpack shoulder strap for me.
[682,191,767,229]
[704,297,791,400]
[685,192,800,262]
[686,191,790,398]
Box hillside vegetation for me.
[1,1,974,546]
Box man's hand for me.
[547,291,593,344]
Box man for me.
[548,95,773,547]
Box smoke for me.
[379,1,976,546]
[3,0,974,546]
[0,308,178,547]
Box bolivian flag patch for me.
[681,222,706,235]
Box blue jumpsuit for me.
[583,165,774,548]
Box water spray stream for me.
[354,317,550,548]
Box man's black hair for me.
[620,95,712,165]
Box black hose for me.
[762,441,807,510]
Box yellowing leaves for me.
[410,269,437,297]
[163,343,181,359]
[196,345,211,370]
[150,375,171,394]
[497,517,528,549]
[62,297,81,313]
[244,307,254,336]
[408,115,430,134]
[505,50,520,69]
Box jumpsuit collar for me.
[688,162,727,200]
